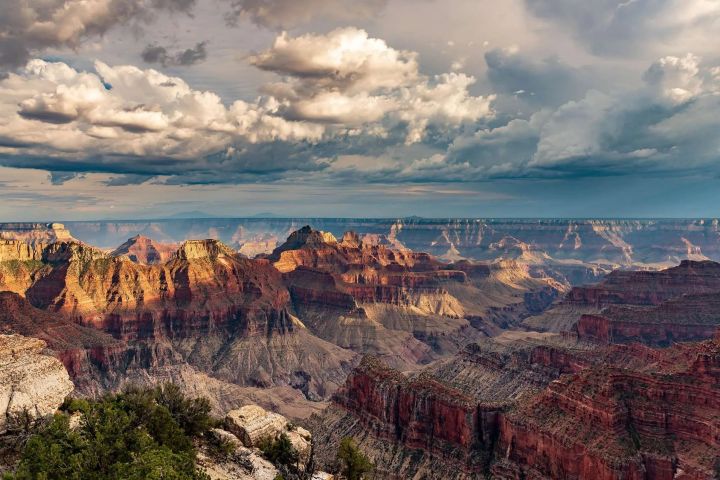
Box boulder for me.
[225,405,288,447]
[0,334,74,433]
[224,405,313,470]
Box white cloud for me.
[0,28,493,180]
[0,59,323,169]
[250,28,494,143]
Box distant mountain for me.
[166,210,217,219]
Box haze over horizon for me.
[1,0,720,219]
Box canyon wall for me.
[313,339,720,480]
[62,218,720,266]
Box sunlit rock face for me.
[0,223,76,246]
[0,334,74,433]
[0,238,354,407]
[264,226,562,370]
[111,235,178,264]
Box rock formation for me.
[0,223,75,246]
[266,226,562,370]
[225,404,312,470]
[312,338,720,480]
[0,334,74,433]
[0,238,354,410]
[494,339,720,479]
[111,235,178,264]
[525,260,720,345]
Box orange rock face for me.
[111,235,178,264]
[0,238,353,400]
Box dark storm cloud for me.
[141,41,208,67]
[0,0,197,67]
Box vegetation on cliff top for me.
[4,384,213,480]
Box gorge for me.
[0,220,719,479]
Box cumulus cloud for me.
[394,53,720,181]
[141,41,208,67]
[0,59,324,179]
[524,0,720,56]
[223,0,388,29]
[0,29,494,182]
[0,0,197,67]
[250,28,494,143]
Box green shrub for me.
[337,437,373,480]
[154,383,213,437]
[7,385,212,480]
[259,433,299,468]
[61,397,91,414]
[206,434,236,460]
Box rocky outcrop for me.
[226,405,290,447]
[198,428,280,480]
[0,334,74,433]
[0,223,75,246]
[111,235,178,264]
[225,405,312,470]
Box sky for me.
[1,0,720,220]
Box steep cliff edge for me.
[495,340,720,479]
[311,338,720,480]
[0,334,74,433]
[311,356,502,479]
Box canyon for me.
[47,217,720,266]
[1,220,719,479]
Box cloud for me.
[0,0,197,67]
[0,58,324,180]
[223,0,388,29]
[250,28,494,143]
[485,47,592,107]
[394,53,720,182]
[141,41,208,66]
[49,171,86,185]
[523,0,720,56]
[0,29,493,182]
